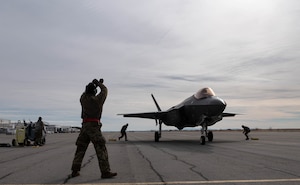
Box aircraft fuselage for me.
[162,95,226,129]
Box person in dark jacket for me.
[70,78,117,179]
[242,125,251,140]
[119,123,129,141]
[34,117,44,146]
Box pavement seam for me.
[153,145,209,181]
[0,172,13,180]
[63,153,96,184]
[135,145,166,184]
[81,153,96,168]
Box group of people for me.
[69,78,251,180]
[117,124,250,141]
[23,117,45,146]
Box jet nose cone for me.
[213,97,226,106]
[220,98,227,106]
[210,97,227,116]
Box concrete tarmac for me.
[1,130,300,185]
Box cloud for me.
[161,74,233,83]
[0,0,300,131]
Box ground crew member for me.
[71,78,117,179]
[34,117,44,146]
[119,123,129,141]
[242,125,251,140]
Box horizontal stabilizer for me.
[222,112,236,117]
[118,111,166,120]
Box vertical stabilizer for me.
[151,94,163,141]
[151,94,161,112]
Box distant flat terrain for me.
[1,130,300,184]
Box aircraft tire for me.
[208,131,213,142]
[155,132,160,142]
[201,136,206,145]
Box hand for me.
[92,79,99,86]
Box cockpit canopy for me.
[194,87,216,99]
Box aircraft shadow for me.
[110,138,241,154]
[125,139,214,153]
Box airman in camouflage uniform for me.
[71,79,117,179]
[34,117,44,146]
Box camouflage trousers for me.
[71,122,111,174]
[34,130,42,145]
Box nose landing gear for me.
[200,124,213,145]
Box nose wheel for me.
[200,124,213,145]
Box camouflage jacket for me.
[80,83,107,120]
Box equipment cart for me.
[12,123,46,146]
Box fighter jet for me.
[118,87,236,145]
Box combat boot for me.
[101,172,117,179]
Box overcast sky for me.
[1,0,300,131]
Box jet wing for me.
[222,113,236,117]
[118,111,167,120]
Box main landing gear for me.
[155,131,160,142]
[154,120,162,142]
[154,122,214,145]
